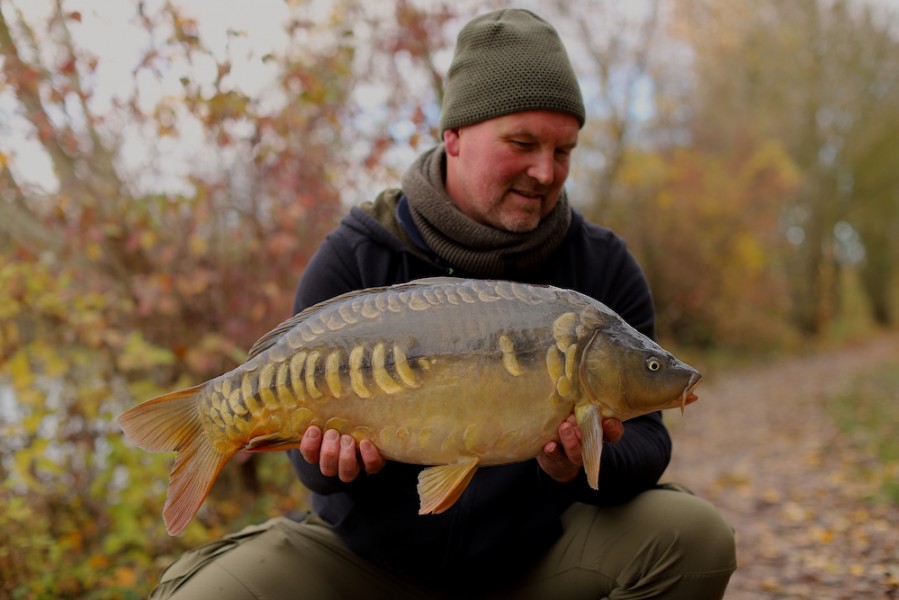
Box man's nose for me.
[527,151,555,186]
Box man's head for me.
[440,9,584,233]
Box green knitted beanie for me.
[439,9,585,133]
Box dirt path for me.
[662,331,899,599]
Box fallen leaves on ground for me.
[663,332,899,599]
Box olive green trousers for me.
[151,487,735,600]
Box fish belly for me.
[348,356,570,465]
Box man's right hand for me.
[299,426,386,482]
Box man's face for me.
[444,110,579,233]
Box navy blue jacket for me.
[288,191,671,587]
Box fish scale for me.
[118,278,702,535]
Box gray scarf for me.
[401,145,571,278]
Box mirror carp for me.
[118,278,701,535]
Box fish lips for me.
[680,372,703,413]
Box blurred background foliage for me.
[0,0,897,597]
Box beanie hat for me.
[439,9,585,133]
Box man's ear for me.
[443,128,461,156]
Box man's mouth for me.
[510,188,546,201]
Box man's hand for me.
[537,414,624,483]
[299,426,386,482]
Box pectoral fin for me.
[245,433,304,452]
[575,404,603,490]
[417,457,480,515]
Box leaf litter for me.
[663,332,899,599]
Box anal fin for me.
[417,457,479,515]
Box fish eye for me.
[646,357,662,372]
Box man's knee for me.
[151,515,430,600]
[641,488,736,577]
[151,516,339,599]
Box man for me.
[154,9,735,599]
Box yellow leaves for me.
[602,137,804,349]
[886,568,899,589]
[184,332,244,375]
[0,262,26,321]
[154,101,179,137]
[140,229,159,251]
[114,565,139,588]
[87,553,110,570]
[6,351,35,390]
[733,233,765,276]
[656,190,674,211]
[86,240,103,260]
[189,233,208,257]
[742,139,802,194]
[175,267,213,297]
[117,332,175,373]
[172,11,200,46]
[616,148,666,189]
[33,341,67,378]
[60,529,86,554]
[21,412,44,436]
[13,443,49,493]
[781,500,810,523]
[809,525,835,545]
[206,90,251,124]
[4,341,69,408]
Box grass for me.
[829,358,899,503]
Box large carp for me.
[118,278,701,535]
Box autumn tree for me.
[671,0,899,334]
[0,0,387,595]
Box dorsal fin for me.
[246,278,473,360]
[245,310,311,360]
[408,276,466,286]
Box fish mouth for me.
[680,372,703,414]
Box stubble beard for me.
[496,211,541,233]
[493,186,555,233]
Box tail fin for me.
[117,385,235,536]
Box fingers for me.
[300,426,384,482]
[537,417,583,483]
[359,438,386,475]
[318,429,342,478]
[558,418,583,465]
[602,417,624,444]
[338,434,359,482]
[537,438,580,483]
[299,425,323,464]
